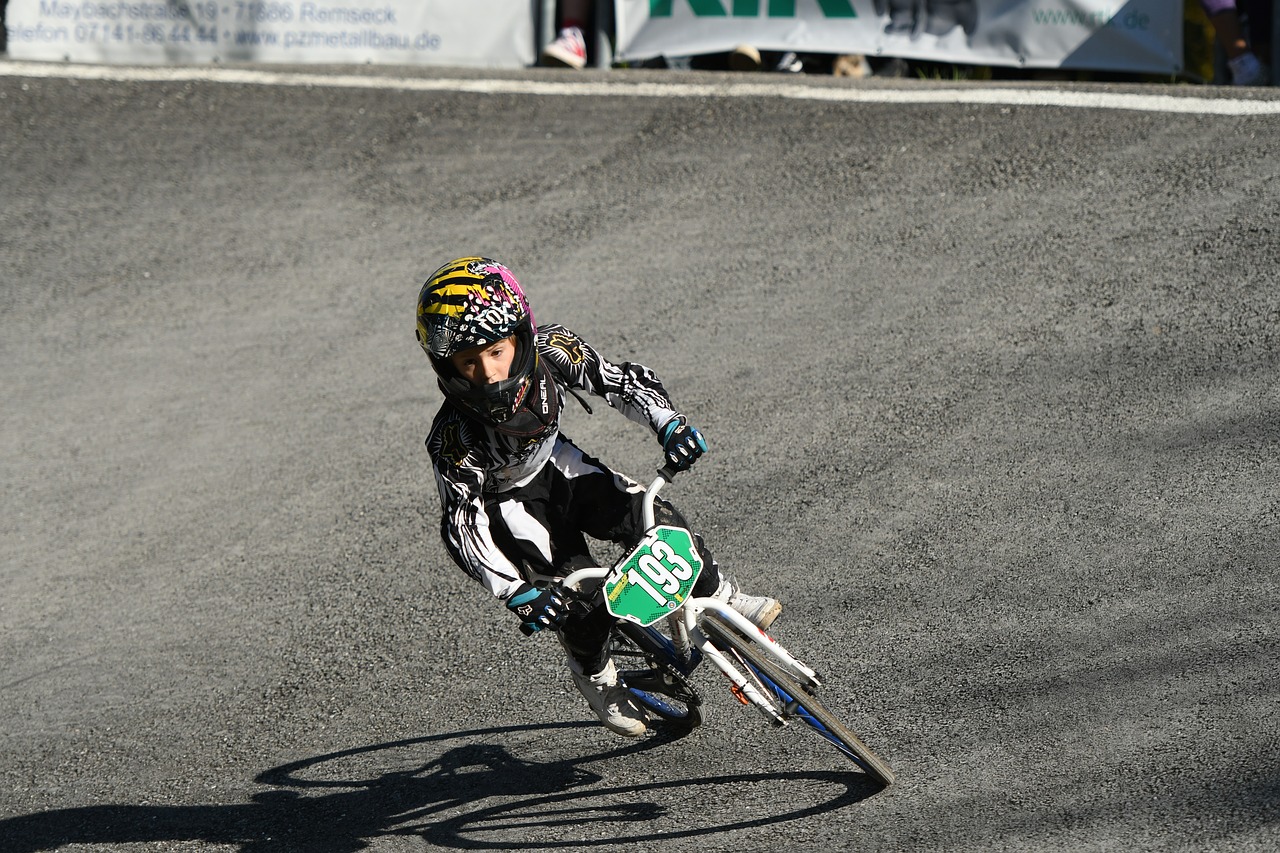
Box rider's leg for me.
[559,446,784,631]
[559,604,648,737]
[645,498,782,629]
[483,439,650,736]
[558,598,613,675]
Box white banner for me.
[5,1,536,67]
[616,0,1183,74]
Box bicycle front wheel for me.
[700,617,895,786]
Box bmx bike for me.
[551,464,895,787]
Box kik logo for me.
[651,0,856,17]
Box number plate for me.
[603,526,704,627]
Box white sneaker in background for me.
[729,44,762,72]
[542,26,587,70]
[774,51,804,73]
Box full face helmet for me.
[417,257,558,436]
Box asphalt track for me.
[2,60,1278,852]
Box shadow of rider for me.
[0,737,599,853]
[0,723,877,851]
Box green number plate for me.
[604,525,704,627]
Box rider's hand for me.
[659,416,708,472]
[506,582,569,635]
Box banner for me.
[615,0,1183,74]
[4,0,536,67]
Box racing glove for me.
[506,582,568,635]
[659,416,708,472]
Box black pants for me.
[485,438,721,674]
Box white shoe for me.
[570,659,647,737]
[729,44,762,72]
[715,579,782,631]
[774,51,804,73]
[541,26,587,70]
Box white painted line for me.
[3,60,1279,116]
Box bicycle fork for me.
[682,598,822,727]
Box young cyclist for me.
[417,257,782,737]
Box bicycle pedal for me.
[729,683,751,706]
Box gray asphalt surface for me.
[2,62,1278,852]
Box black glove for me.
[659,416,708,472]
[506,582,568,635]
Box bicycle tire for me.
[611,622,704,733]
[700,616,895,786]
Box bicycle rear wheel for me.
[611,621,704,733]
[700,617,894,786]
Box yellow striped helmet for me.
[417,257,533,359]
[416,257,546,430]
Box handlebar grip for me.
[519,623,536,636]
[656,464,679,482]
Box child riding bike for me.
[417,257,782,737]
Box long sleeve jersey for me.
[425,324,681,600]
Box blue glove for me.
[506,583,568,635]
[659,416,708,472]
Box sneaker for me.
[729,44,762,72]
[542,26,587,70]
[570,659,647,737]
[715,579,782,631]
[832,54,869,79]
[774,51,804,74]
[1229,52,1269,86]
[876,57,911,79]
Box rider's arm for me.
[426,416,526,601]
[537,323,680,434]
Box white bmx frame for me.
[559,471,821,727]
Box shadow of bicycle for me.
[0,722,883,851]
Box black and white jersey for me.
[426,324,681,599]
